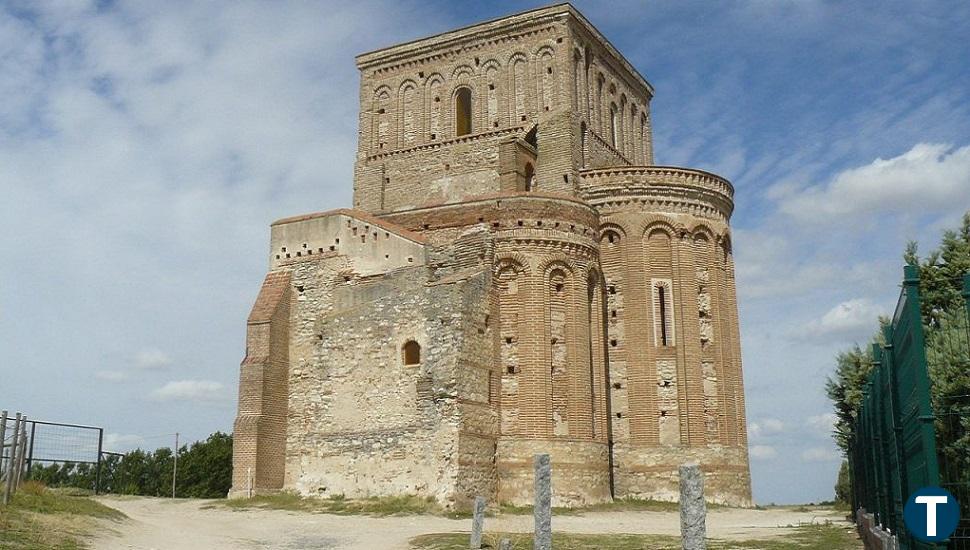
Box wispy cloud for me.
[749,445,778,461]
[151,380,225,402]
[798,298,885,343]
[776,143,970,225]
[134,348,173,370]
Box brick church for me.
[231,3,752,508]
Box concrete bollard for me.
[470,495,486,549]
[679,463,706,550]
[499,538,512,550]
[534,453,552,550]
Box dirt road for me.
[91,496,849,549]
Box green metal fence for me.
[850,267,970,549]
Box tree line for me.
[27,431,232,499]
[826,212,970,502]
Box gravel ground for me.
[91,496,850,550]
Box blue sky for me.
[1,0,969,505]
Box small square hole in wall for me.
[492,222,500,228]
[302,243,307,248]
[377,108,385,114]
[610,339,618,347]
[329,246,335,251]
[435,96,440,102]
[385,254,389,259]
[418,71,424,78]
[488,83,495,90]
[318,248,324,253]
[296,251,301,257]
[408,257,413,262]
[547,67,553,74]
[521,115,527,121]
[474,57,480,65]
[517,220,523,226]
[296,285,305,293]
[282,246,287,252]
[276,255,280,260]
[609,285,617,294]
[544,106,549,111]
[430,133,436,140]
[285,253,291,258]
[611,310,617,318]
[494,121,499,127]
[612,382,622,389]
[556,37,563,43]
[507,366,516,374]
[616,412,623,419]
[478,217,484,222]
[423,223,430,229]
[505,337,513,344]
[536,220,542,226]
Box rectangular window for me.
[652,279,675,347]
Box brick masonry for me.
[231,3,751,508]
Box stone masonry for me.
[231,3,752,508]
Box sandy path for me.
[91,496,851,550]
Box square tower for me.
[352,3,654,214]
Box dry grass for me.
[212,492,473,518]
[409,523,860,549]
[0,482,125,549]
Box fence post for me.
[26,421,35,479]
[0,410,7,482]
[3,413,21,505]
[680,463,707,550]
[470,495,486,549]
[95,428,103,495]
[14,421,27,490]
[903,265,941,487]
[533,453,552,550]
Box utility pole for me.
[171,432,179,499]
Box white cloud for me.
[801,446,841,463]
[95,370,127,382]
[103,433,147,453]
[777,143,970,223]
[805,413,838,438]
[800,298,885,341]
[749,445,778,460]
[748,418,785,440]
[151,380,225,402]
[134,348,173,370]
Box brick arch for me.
[689,223,716,243]
[598,221,628,239]
[451,64,475,81]
[632,215,677,239]
[538,256,576,280]
[534,44,556,58]
[494,252,532,275]
[424,74,444,140]
[480,58,502,72]
[373,84,392,100]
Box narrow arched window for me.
[524,163,535,192]
[609,103,619,147]
[403,340,421,365]
[455,87,472,136]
